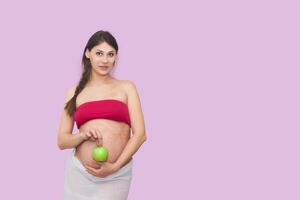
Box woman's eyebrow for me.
[96,49,115,53]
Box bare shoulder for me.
[64,85,77,103]
[119,79,145,135]
[119,79,137,94]
[120,79,141,107]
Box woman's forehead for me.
[93,42,116,52]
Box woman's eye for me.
[109,53,114,57]
[96,52,103,56]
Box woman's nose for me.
[102,56,108,63]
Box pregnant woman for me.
[57,30,147,200]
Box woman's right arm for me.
[57,86,103,150]
[57,86,84,150]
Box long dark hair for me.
[64,30,119,117]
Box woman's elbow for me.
[131,129,147,142]
[57,141,65,150]
[57,135,66,150]
[141,133,147,142]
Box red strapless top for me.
[74,99,131,129]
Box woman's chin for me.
[96,70,111,76]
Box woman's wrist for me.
[76,131,86,142]
[112,162,121,172]
[113,157,132,172]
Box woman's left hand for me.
[84,162,118,178]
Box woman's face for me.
[85,42,117,76]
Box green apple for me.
[92,146,109,162]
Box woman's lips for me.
[99,66,109,70]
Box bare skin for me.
[74,80,132,169]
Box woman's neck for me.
[87,74,115,87]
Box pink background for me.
[0,0,299,199]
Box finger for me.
[97,130,103,146]
[86,132,91,137]
[85,168,98,176]
[85,165,103,177]
[96,139,103,146]
[96,130,103,146]
[88,130,95,140]
[89,135,96,141]
[96,129,102,138]
[85,164,102,171]
[85,165,97,173]
[85,132,94,141]
[90,130,98,139]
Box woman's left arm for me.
[113,80,147,171]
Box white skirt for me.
[63,150,133,200]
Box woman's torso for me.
[74,79,131,168]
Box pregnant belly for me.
[74,119,130,168]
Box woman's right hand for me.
[79,129,103,146]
